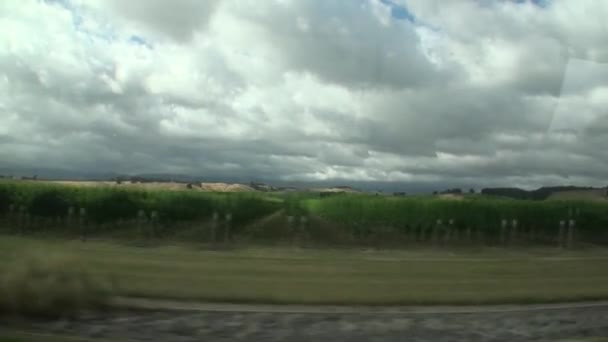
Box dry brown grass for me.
[547,189,608,201]
[199,182,256,192]
[41,180,257,193]
[0,251,114,317]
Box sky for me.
[1,0,607,189]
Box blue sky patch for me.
[379,0,416,23]
[129,35,153,49]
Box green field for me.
[2,236,608,306]
[1,180,608,246]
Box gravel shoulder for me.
[3,300,608,342]
[113,296,608,314]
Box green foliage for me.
[283,193,311,216]
[305,194,608,238]
[86,190,141,223]
[0,181,281,228]
[1,181,607,243]
[0,187,12,214]
[28,190,71,218]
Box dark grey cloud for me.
[226,0,447,90]
[100,0,222,41]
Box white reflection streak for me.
[549,58,608,133]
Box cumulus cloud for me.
[1,0,607,189]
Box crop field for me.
[304,195,608,246]
[1,180,608,246]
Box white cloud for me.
[1,0,608,188]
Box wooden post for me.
[18,206,26,234]
[8,204,15,233]
[500,219,508,245]
[224,213,232,242]
[475,227,482,245]
[529,227,537,244]
[23,210,30,234]
[433,219,441,245]
[510,219,518,245]
[211,212,219,242]
[558,220,566,247]
[299,216,308,244]
[150,211,159,237]
[287,215,295,243]
[444,219,454,244]
[567,219,575,249]
[67,206,74,228]
[299,216,308,229]
[79,208,86,241]
[137,209,147,238]
[287,215,295,233]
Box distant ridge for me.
[481,186,608,200]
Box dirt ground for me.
[4,302,608,342]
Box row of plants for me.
[3,181,608,242]
[304,195,608,238]
[0,181,281,227]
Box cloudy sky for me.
[1,0,607,189]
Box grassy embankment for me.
[2,236,608,308]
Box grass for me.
[0,251,113,318]
[0,332,95,342]
[2,236,608,306]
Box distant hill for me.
[481,186,608,200]
[547,188,608,201]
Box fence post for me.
[299,216,308,244]
[500,219,508,246]
[433,219,441,245]
[558,220,566,247]
[224,213,232,242]
[403,224,416,242]
[529,226,537,244]
[211,212,219,242]
[567,219,575,249]
[150,211,159,237]
[18,206,26,234]
[510,219,518,245]
[8,204,15,233]
[137,209,146,238]
[67,206,74,228]
[299,216,308,230]
[79,208,86,241]
[465,227,472,243]
[287,215,295,239]
[444,219,454,244]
